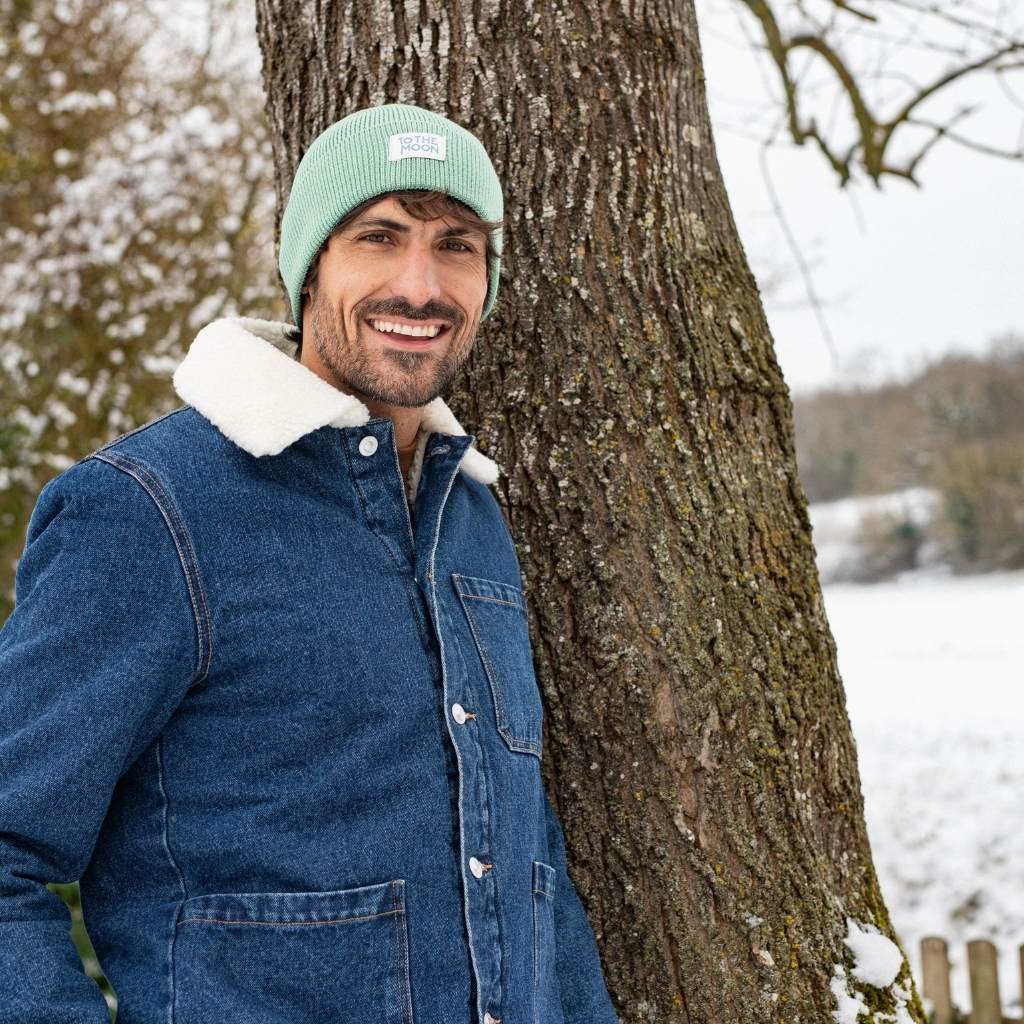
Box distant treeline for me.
[793,334,1024,574]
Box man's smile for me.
[365,317,452,347]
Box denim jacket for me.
[0,317,619,1024]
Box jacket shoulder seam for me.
[88,451,213,688]
[93,406,192,454]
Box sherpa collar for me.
[172,316,500,486]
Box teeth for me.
[369,319,443,338]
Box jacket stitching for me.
[459,594,523,610]
[476,726,506,1015]
[392,881,414,1024]
[426,465,461,585]
[93,406,192,452]
[85,452,209,1024]
[532,879,540,1024]
[176,908,403,927]
[392,883,402,1021]
[155,736,189,897]
[128,457,213,686]
[383,423,417,558]
[451,572,526,610]
[156,734,188,1024]
[89,451,213,687]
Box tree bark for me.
[254,3,924,1021]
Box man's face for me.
[302,195,489,409]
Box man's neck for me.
[396,427,421,483]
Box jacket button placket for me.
[433,590,504,1023]
[417,439,505,1024]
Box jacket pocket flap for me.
[532,859,556,899]
[452,572,543,758]
[176,879,405,926]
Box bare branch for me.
[825,0,878,24]
[889,40,1024,125]
[729,0,1024,185]
[906,114,1024,161]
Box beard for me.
[308,289,474,409]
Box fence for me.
[920,936,1024,1023]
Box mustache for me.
[358,302,460,324]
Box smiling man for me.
[296,189,497,495]
[0,103,620,1024]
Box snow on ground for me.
[821,566,1024,1016]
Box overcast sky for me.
[696,0,1024,394]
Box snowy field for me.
[820,565,1024,1016]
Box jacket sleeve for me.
[0,456,202,1024]
[542,786,620,1023]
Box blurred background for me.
[1,0,1021,1019]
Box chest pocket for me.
[452,572,544,758]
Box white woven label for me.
[388,132,446,161]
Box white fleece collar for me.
[172,316,500,486]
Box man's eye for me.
[358,233,474,253]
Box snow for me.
[831,963,871,1024]
[821,560,1024,1016]
[831,918,916,1022]
[843,918,904,988]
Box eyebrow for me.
[350,217,485,241]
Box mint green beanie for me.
[279,103,504,326]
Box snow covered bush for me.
[0,0,284,608]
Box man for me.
[0,103,619,1024]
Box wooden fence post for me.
[966,938,1001,1024]
[921,936,954,1024]
[1018,943,1024,1023]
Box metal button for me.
[484,1015,502,1024]
[358,435,378,456]
[469,856,484,879]
[451,703,467,725]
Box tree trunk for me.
[253,3,924,1021]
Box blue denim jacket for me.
[0,317,619,1024]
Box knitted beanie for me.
[278,103,504,327]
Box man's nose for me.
[387,244,444,309]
